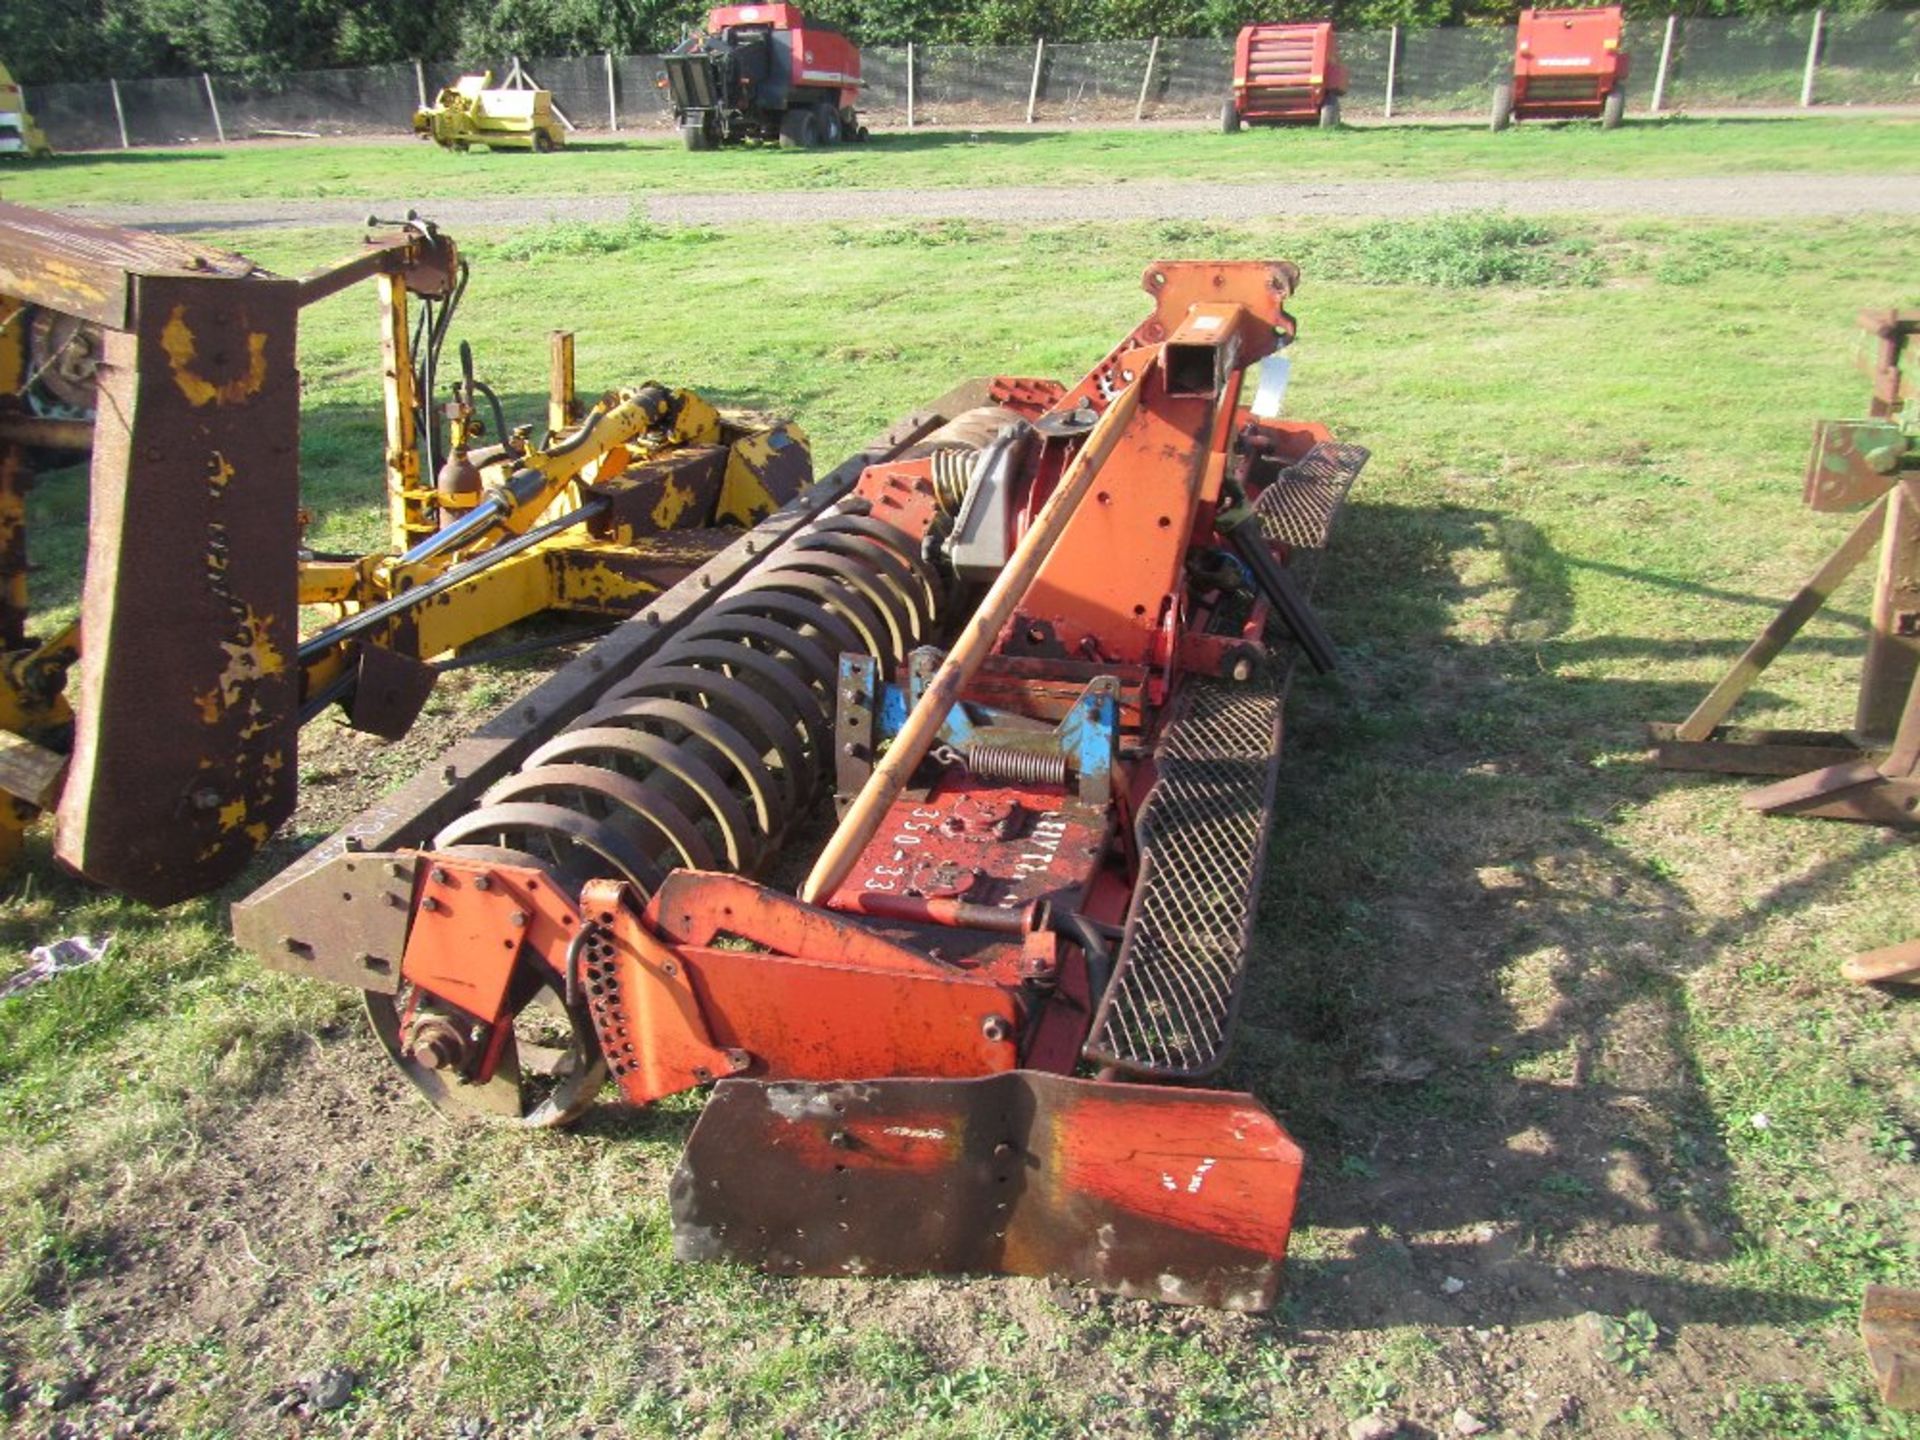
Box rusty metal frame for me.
[0,204,307,902]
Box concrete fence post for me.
[414,58,427,110]
[1134,35,1160,123]
[1650,14,1676,113]
[906,42,916,129]
[1026,37,1045,124]
[1384,25,1400,119]
[109,78,131,149]
[1800,8,1824,107]
[201,72,226,143]
[605,52,619,130]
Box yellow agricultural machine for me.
[0,58,51,158]
[414,71,568,152]
[0,205,807,902]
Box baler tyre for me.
[780,107,820,149]
[1220,97,1241,134]
[1318,94,1341,129]
[819,104,844,144]
[533,129,556,153]
[1490,82,1514,132]
[681,120,713,151]
[1601,87,1626,130]
[842,107,864,140]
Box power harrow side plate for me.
[671,1070,1303,1311]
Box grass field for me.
[0,141,1917,1439]
[0,115,1916,208]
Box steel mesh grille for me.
[1254,442,1370,551]
[1085,678,1283,1078]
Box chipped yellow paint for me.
[160,305,269,409]
[582,444,631,487]
[718,422,810,528]
[0,625,77,736]
[0,258,110,321]
[193,606,286,723]
[0,296,24,396]
[298,559,366,606]
[667,390,723,447]
[559,557,663,608]
[651,472,697,529]
[218,798,249,832]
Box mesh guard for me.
[1084,441,1366,1079]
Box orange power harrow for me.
[237,259,1368,1308]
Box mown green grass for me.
[0,208,1916,1437]
[0,114,1915,209]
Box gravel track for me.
[61,171,1920,234]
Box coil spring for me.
[963,740,1068,787]
[431,505,943,897]
[928,447,975,517]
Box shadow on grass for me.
[856,130,1081,151]
[1235,499,1872,1334]
[15,150,225,171]
[1566,552,1875,631]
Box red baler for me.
[1493,6,1630,130]
[663,3,864,150]
[1224,22,1348,131]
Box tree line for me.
[0,0,1881,84]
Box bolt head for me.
[509,910,528,927]
[981,1015,1013,1043]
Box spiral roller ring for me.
[928,447,975,516]
[430,503,942,898]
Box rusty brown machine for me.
[0,204,808,904]
[237,258,1370,1307]
[1651,308,1919,988]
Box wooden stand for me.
[1651,310,1918,985]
